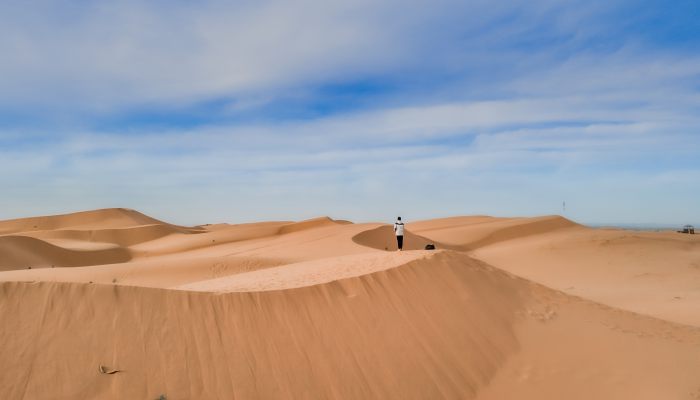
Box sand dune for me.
[0,235,131,270]
[0,208,207,271]
[472,226,700,327]
[27,223,198,247]
[1,209,699,399]
[410,215,580,250]
[0,208,181,235]
[278,216,351,234]
[0,253,528,399]
[409,215,700,326]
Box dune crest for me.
[278,216,351,234]
[352,225,437,251]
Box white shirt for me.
[394,221,405,236]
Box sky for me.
[1,0,699,226]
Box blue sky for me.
[1,0,699,225]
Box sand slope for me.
[0,252,529,399]
[0,235,131,270]
[471,225,700,327]
[1,210,699,399]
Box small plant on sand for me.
[155,395,167,400]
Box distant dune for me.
[0,208,183,234]
[1,209,699,399]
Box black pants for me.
[397,235,403,250]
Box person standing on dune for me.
[394,216,405,251]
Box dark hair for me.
[397,216,402,221]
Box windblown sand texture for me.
[1,209,699,399]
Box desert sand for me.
[1,208,699,399]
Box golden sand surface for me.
[1,208,699,399]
